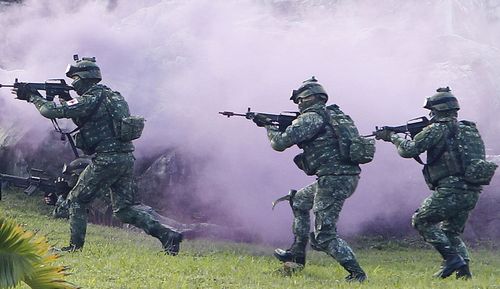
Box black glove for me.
[12,83,38,101]
[374,129,394,142]
[253,114,272,127]
[44,192,58,206]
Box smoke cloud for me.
[1,0,500,244]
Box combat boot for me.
[434,245,466,278]
[456,261,472,280]
[58,244,82,252]
[434,259,472,279]
[160,230,183,256]
[433,260,446,278]
[341,260,367,283]
[273,237,307,265]
[273,249,306,265]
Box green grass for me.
[1,190,499,289]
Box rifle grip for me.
[24,185,38,196]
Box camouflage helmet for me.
[65,55,102,81]
[62,157,91,176]
[290,76,328,104]
[423,87,460,111]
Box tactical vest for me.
[295,104,361,176]
[422,120,497,188]
[73,84,135,155]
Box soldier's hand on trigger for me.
[253,114,272,127]
[374,128,394,142]
[12,83,40,102]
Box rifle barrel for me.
[218,111,246,117]
[0,84,15,88]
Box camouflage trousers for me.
[412,187,480,261]
[291,174,360,264]
[67,152,178,248]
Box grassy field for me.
[1,191,499,289]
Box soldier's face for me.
[297,95,315,104]
[297,95,318,111]
[70,75,80,86]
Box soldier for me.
[253,77,368,282]
[13,56,183,254]
[374,87,495,279]
[45,158,112,222]
[44,158,93,219]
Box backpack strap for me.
[69,92,107,134]
[296,107,329,147]
[321,104,359,142]
[415,121,458,166]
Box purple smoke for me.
[1,0,500,244]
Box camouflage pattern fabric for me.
[391,121,481,190]
[290,183,314,241]
[292,175,359,263]
[390,116,482,261]
[264,101,362,266]
[53,195,70,219]
[266,103,361,176]
[411,187,479,261]
[68,152,176,247]
[52,188,110,220]
[28,85,180,249]
[30,84,134,155]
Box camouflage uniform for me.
[390,117,481,264]
[264,101,364,275]
[27,83,182,253]
[376,88,487,278]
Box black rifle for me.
[219,107,299,132]
[1,78,80,157]
[0,169,69,201]
[367,116,430,139]
[0,78,74,101]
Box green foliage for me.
[0,217,39,288]
[1,190,500,289]
[0,215,78,289]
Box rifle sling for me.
[49,93,107,158]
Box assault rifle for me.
[0,169,69,201]
[367,116,430,139]
[1,78,80,157]
[219,107,299,132]
[0,78,74,101]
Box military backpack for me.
[322,104,376,164]
[423,120,497,186]
[103,90,145,142]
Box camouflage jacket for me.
[265,103,361,176]
[29,84,134,155]
[390,119,480,190]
